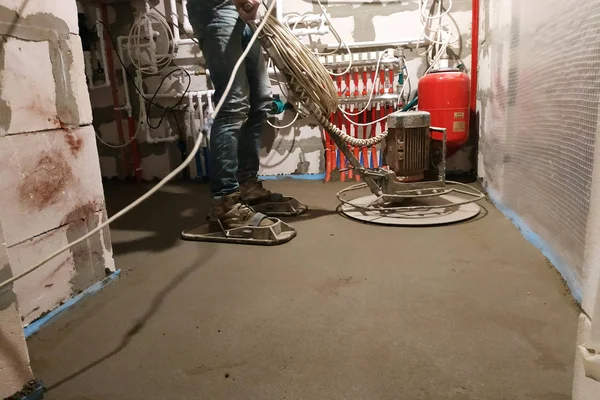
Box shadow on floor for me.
[47,246,216,391]
[104,181,211,256]
[104,181,338,256]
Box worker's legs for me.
[188,1,251,197]
[236,25,272,184]
[187,0,306,225]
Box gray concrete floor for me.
[27,181,579,400]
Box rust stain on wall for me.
[18,150,74,210]
[64,131,83,156]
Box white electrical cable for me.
[423,34,450,75]
[268,58,301,128]
[267,112,300,129]
[283,0,352,76]
[261,14,339,117]
[314,0,353,75]
[420,0,453,20]
[152,6,201,46]
[260,13,387,147]
[340,107,388,127]
[95,108,144,148]
[0,0,276,291]
[416,0,458,70]
[128,8,176,74]
[337,49,393,117]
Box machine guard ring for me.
[337,180,485,212]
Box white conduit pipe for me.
[181,0,193,34]
[168,0,181,43]
[117,37,133,117]
[193,91,208,177]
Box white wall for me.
[87,0,475,180]
[477,0,600,397]
[0,0,116,327]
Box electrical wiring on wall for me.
[95,18,191,148]
[127,4,176,74]
[417,0,458,73]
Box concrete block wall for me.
[86,0,475,180]
[0,0,116,329]
[0,221,34,399]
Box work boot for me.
[239,177,308,217]
[240,177,286,205]
[208,192,273,232]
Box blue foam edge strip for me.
[24,269,122,339]
[12,380,45,400]
[259,174,325,181]
[487,189,583,304]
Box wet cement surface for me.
[27,181,579,399]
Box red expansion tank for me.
[418,68,471,149]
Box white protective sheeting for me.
[479,0,600,302]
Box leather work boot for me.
[239,177,308,217]
[208,192,273,232]
[240,177,287,205]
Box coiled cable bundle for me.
[257,13,388,147]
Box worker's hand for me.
[233,0,261,22]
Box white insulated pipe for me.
[146,118,180,144]
[117,36,133,117]
[168,0,181,43]
[181,0,193,34]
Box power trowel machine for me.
[181,1,485,246]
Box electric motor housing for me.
[418,68,471,149]
[383,111,431,182]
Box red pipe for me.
[379,70,385,94]
[353,70,359,97]
[345,73,351,97]
[371,106,378,168]
[347,107,354,180]
[362,69,368,96]
[470,0,479,119]
[361,110,368,170]
[101,4,130,179]
[370,70,375,95]
[337,109,346,182]
[388,69,395,94]
[353,110,360,182]
[325,113,334,182]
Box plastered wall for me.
[87,0,475,180]
[0,0,116,327]
[476,0,600,397]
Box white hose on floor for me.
[0,0,277,291]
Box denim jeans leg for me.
[188,3,251,196]
[236,25,273,184]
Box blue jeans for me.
[187,0,272,196]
